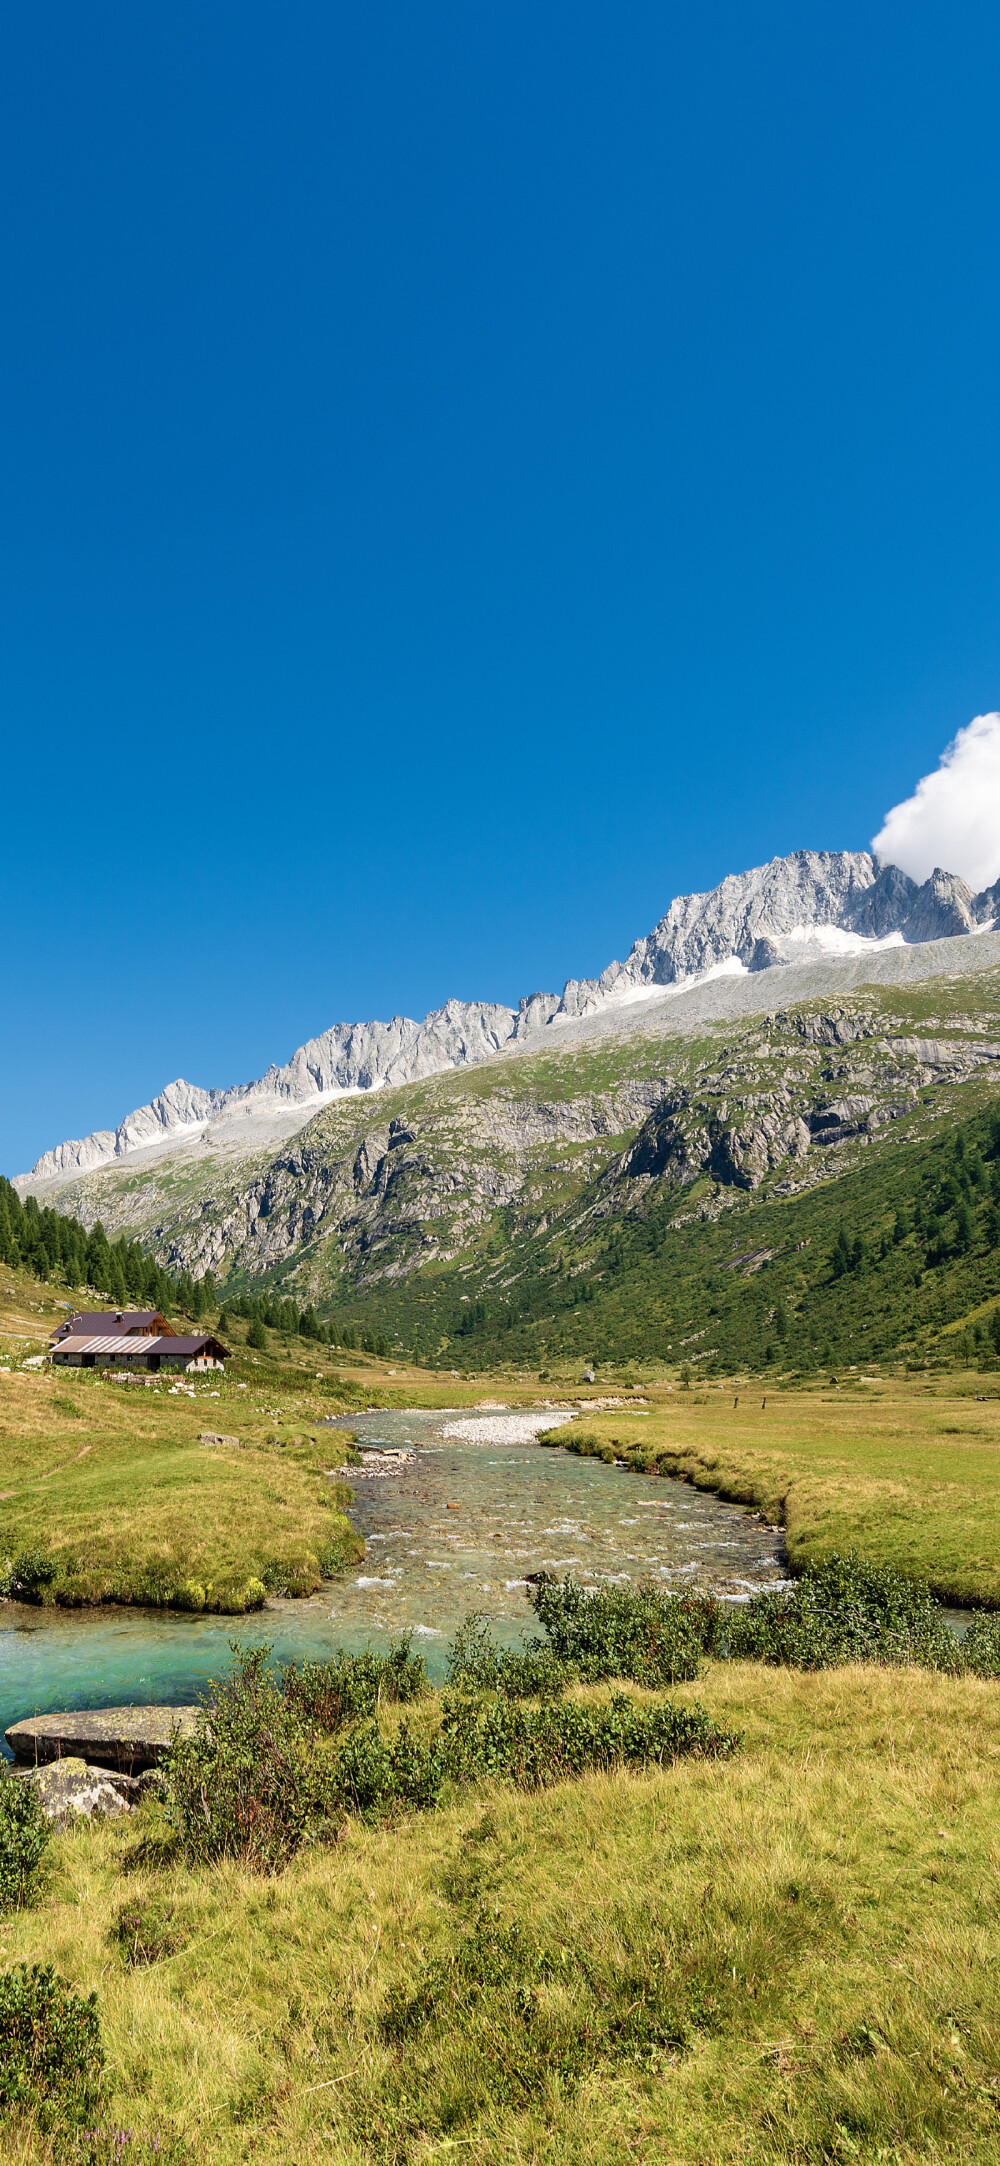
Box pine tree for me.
[247,1318,268,1352]
[955,1198,975,1254]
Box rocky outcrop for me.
[168,1078,667,1286]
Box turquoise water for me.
[0,1409,789,1747]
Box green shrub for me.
[281,1638,427,1730]
[315,1530,365,1575]
[11,1546,61,1601]
[447,1614,570,1699]
[161,1644,339,1870]
[0,1765,51,1911]
[959,1609,1000,1676]
[0,1963,103,2120]
[332,1721,445,1816]
[725,1554,963,1671]
[528,1577,719,1686]
[438,1690,740,1788]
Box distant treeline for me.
[0,1178,179,1314]
[437,1106,1000,1373]
[224,1288,391,1357]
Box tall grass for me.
[5,1662,1000,2163]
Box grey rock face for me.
[611,850,882,992]
[19,846,1000,1192]
[897,869,979,942]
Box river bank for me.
[0,1405,792,1743]
[541,1376,1000,1607]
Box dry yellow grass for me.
[3,1663,1000,2163]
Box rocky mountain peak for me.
[17,844,999,1189]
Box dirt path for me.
[0,1443,93,1499]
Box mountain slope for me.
[12,931,1000,1368]
[18,847,1000,1189]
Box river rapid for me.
[0,1408,791,1746]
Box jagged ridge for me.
[19,848,1000,1185]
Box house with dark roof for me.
[50,1330,230,1373]
[48,1305,230,1373]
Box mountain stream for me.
[0,1408,791,1747]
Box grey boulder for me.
[26,1757,128,1826]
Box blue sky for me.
[3,1,1000,1174]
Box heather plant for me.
[0,1761,51,1911]
[109,1894,187,1967]
[0,1963,103,2121]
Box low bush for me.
[725,1554,964,1671]
[161,1644,339,1870]
[281,1638,427,1730]
[958,1609,1000,1676]
[528,1576,720,1686]
[438,1690,740,1788]
[11,1545,61,1601]
[447,1614,570,1699]
[163,1635,741,1869]
[0,1963,103,2120]
[0,1764,51,1911]
[331,1720,445,1816]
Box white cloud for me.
[872,712,1000,893]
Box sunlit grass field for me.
[4,1664,1000,2164]
[0,1266,554,1608]
[7,1264,1000,2158]
[558,1376,1000,1606]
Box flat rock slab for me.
[5,1704,200,1773]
